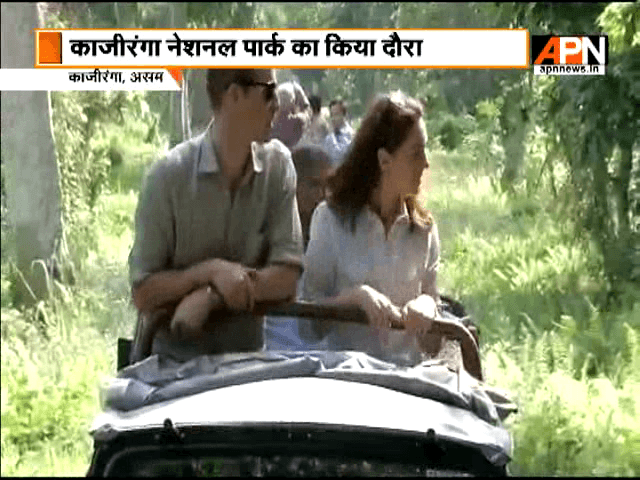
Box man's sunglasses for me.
[234,79,277,103]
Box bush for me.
[438,118,464,151]
[426,112,480,153]
[50,90,165,269]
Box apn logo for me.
[532,35,607,76]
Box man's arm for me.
[169,261,298,341]
[132,261,209,314]
[169,261,300,321]
[253,263,299,304]
[135,257,262,315]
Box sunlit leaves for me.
[598,2,640,53]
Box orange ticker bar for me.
[166,68,183,87]
[38,31,62,64]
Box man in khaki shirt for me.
[128,68,304,362]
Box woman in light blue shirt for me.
[300,92,482,379]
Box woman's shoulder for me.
[312,200,338,225]
[311,200,357,238]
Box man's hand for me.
[353,285,403,329]
[203,259,256,312]
[402,294,437,336]
[170,286,224,340]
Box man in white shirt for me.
[322,98,354,168]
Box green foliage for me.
[505,371,640,476]
[49,90,164,268]
[598,2,640,53]
[188,2,258,28]
[432,113,478,151]
[1,292,113,476]
[500,2,608,34]
[496,1,640,287]
[423,103,504,177]
[475,98,501,130]
[535,47,640,287]
[1,197,136,475]
[485,334,640,476]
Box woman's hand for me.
[401,294,438,335]
[353,285,403,329]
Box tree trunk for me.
[168,2,190,147]
[189,68,211,137]
[181,69,192,141]
[630,144,640,282]
[609,137,639,285]
[500,82,529,192]
[1,2,63,306]
[610,144,634,282]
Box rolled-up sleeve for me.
[266,151,304,270]
[300,203,338,302]
[421,222,440,300]
[128,161,175,290]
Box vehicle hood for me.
[93,351,513,467]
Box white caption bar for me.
[0,68,181,91]
[36,29,529,68]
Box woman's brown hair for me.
[327,91,433,233]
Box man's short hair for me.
[205,69,261,112]
[329,98,347,115]
[309,95,322,115]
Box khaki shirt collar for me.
[197,119,264,176]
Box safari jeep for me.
[87,302,516,477]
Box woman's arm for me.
[421,223,441,301]
[316,284,403,329]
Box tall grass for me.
[1,112,639,476]
[1,129,148,477]
[424,142,640,476]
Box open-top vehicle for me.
[87,302,516,477]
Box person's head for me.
[291,145,333,247]
[329,99,348,131]
[327,91,431,231]
[270,82,309,148]
[309,95,322,116]
[206,68,279,143]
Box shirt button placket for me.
[222,189,232,259]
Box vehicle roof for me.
[92,376,511,466]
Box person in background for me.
[299,95,331,147]
[300,91,482,380]
[128,68,304,363]
[322,98,354,168]
[263,144,334,351]
[269,80,312,150]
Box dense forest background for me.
[1,2,639,476]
